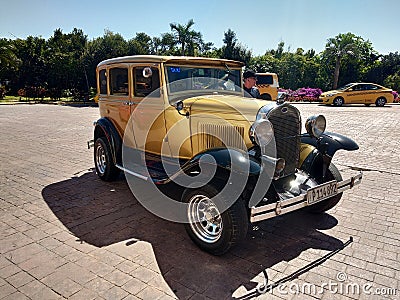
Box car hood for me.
[321,90,341,96]
[183,94,270,122]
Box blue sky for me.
[1,0,399,55]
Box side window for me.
[368,84,379,90]
[109,67,129,96]
[257,75,273,85]
[133,67,160,97]
[99,69,107,95]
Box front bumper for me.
[250,171,362,223]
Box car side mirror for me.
[176,101,184,111]
[175,101,189,118]
[142,67,153,78]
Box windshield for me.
[337,83,354,91]
[165,65,242,97]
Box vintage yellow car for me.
[319,82,394,106]
[91,55,362,255]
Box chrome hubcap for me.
[95,143,107,175]
[188,195,223,243]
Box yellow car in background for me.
[319,83,394,107]
[256,72,279,100]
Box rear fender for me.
[94,118,122,165]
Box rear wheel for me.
[375,97,386,107]
[333,97,344,106]
[182,184,248,255]
[94,137,120,181]
[308,163,343,213]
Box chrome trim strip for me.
[250,171,362,223]
[251,194,305,215]
[115,164,148,181]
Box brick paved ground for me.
[0,103,399,300]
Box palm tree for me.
[324,33,358,89]
[169,19,202,56]
[0,39,18,72]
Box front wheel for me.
[182,184,248,255]
[333,97,344,106]
[308,163,343,213]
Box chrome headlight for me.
[305,115,326,138]
[326,93,336,97]
[249,119,274,145]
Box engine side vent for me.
[198,123,246,151]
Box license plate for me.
[307,180,338,205]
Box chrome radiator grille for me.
[199,123,246,150]
[268,105,301,175]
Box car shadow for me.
[41,170,346,299]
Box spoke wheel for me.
[94,137,120,181]
[182,184,248,255]
[95,141,107,176]
[188,195,223,243]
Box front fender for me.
[184,147,261,176]
[301,131,359,157]
[94,118,122,165]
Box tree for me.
[364,52,400,86]
[14,36,47,89]
[152,33,176,55]
[0,39,18,71]
[221,29,237,59]
[83,30,129,89]
[46,28,88,98]
[322,32,374,89]
[220,29,252,65]
[169,19,206,56]
[0,39,19,93]
[128,32,153,55]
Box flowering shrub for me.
[279,87,323,102]
[17,86,47,100]
[392,91,399,103]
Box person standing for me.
[243,69,260,98]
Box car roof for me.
[255,72,277,75]
[349,82,381,85]
[97,55,245,68]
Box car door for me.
[364,84,379,104]
[346,84,364,104]
[101,66,131,135]
[129,65,170,156]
